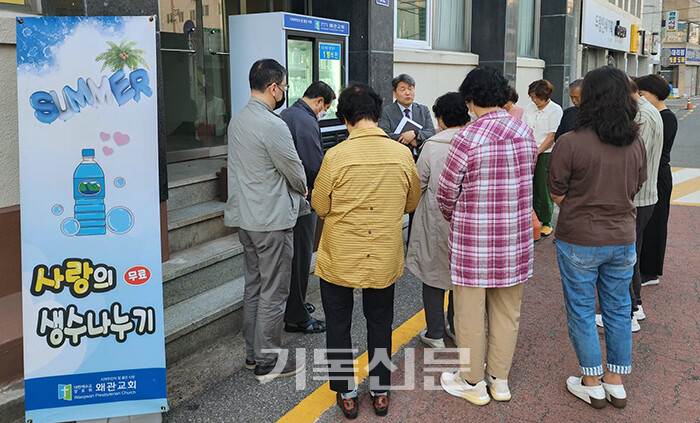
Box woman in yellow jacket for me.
[311,83,421,420]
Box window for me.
[203,5,209,16]
[190,10,196,20]
[518,0,538,57]
[433,0,469,52]
[395,0,431,48]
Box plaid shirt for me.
[437,109,537,288]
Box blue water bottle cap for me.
[82,148,95,157]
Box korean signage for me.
[376,0,390,6]
[667,10,678,33]
[581,0,632,52]
[662,47,686,65]
[16,16,167,423]
[686,47,700,64]
[319,42,341,61]
[283,13,349,36]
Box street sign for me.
[667,10,678,33]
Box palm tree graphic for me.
[95,39,149,72]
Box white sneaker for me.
[633,305,646,321]
[641,278,659,287]
[631,316,641,332]
[597,314,640,332]
[601,380,627,408]
[566,376,606,408]
[420,329,445,349]
[595,314,604,328]
[485,373,511,401]
[440,371,490,405]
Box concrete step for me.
[167,200,234,253]
[0,380,24,423]
[162,233,244,309]
[164,276,245,365]
[166,158,225,212]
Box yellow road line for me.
[278,294,446,422]
[671,176,700,203]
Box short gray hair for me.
[392,74,416,90]
[569,79,583,90]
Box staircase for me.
[163,157,245,365]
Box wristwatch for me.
[413,129,420,140]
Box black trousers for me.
[285,211,317,324]
[320,278,395,393]
[640,167,672,277]
[630,205,655,313]
[422,284,454,339]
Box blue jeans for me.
[556,240,635,376]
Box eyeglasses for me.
[268,82,289,92]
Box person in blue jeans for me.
[546,66,648,409]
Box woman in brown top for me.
[547,66,647,410]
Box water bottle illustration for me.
[73,148,106,235]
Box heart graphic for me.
[113,132,130,146]
[103,146,114,156]
[99,131,111,141]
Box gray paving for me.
[163,270,426,423]
[667,97,700,169]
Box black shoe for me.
[253,359,303,382]
[336,392,359,419]
[371,391,389,416]
[285,317,326,333]
[244,358,255,370]
[305,302,316,314]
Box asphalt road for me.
[666,97,700,168]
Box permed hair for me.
[432,92,470,128]
[574,66,639,147]
[336,83,383,125]
[458,67,511,108]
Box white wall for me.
[393,49,478,120]
[0,12,19,209]
[515,57,546,108]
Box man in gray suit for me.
[379,74,435,242]
[225,58,308,382]
[379,74,436,160]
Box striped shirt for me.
[311,127,421,289]
[634,96,664,207]
[437,109,537,288]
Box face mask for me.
[274,90,286,110]
[316,109,328,121]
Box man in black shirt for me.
[280,81,336,334]
[555,79,583,141]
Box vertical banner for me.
[16,16,167,423]
[666,10,678,33]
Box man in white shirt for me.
[522,79,563,236]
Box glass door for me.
[160,0,230,162]
[286,38,314,108]
[317,40,343,120]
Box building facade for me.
[659,0,700,97]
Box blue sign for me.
[376,0,390,6]
[17,16,167,423]
[283,13,349,36]
[319,43,341,61]
[669,47,686,65]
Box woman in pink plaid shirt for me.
[437,67,537,405]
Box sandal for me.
[284,317,326,333]
[305,303,316,314]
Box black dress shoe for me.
[371,391,389,416]
[253,359,303,382]
[336,392,359,419]
[244,358,255,370]
[305,303,316,314]
[284,317,326,333]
